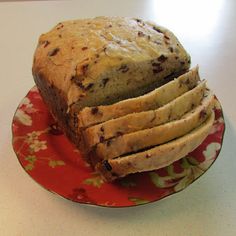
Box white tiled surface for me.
[0,0,236,235]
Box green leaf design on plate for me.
[24,155,36,171]
[167,165,176,177]
[149,171,182,188]
[181,157,192,169]
[174,170,194,192]
[149,172,166,188]
[25,163,34,171]
[166,165,187,179]
[48,160,65,168]
[128,197,150,205]
[187,156,200,166]
[25,155,36,164]
[83,176,104,188]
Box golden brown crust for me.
[33,16,190,110]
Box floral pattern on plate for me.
[12,87,225,207]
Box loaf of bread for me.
[32,17,214,182]
[32,16,190,147]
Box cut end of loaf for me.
[78,66,199,129]
[77,67,215,182]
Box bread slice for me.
[78,66,199,128]
[95,91,214,160]
[83,79,206,148]
[96,111,215,181]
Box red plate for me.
[12,87,225,207]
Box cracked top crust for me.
[32,16,190,109]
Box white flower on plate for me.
[29,140,47,152]
[26,131,41,144]
[19,96,38,114]
[19,97,33,109]
[200,142,221,169]
[15,110,32,126]
[209,121,224,134]
[203,142,221,160]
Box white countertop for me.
[0,0,236,235]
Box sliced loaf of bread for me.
[95,91,214,160]
[33,17,191,149]
[32,18,214,182]
[96,111,215,181]
[83,79,206,148]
